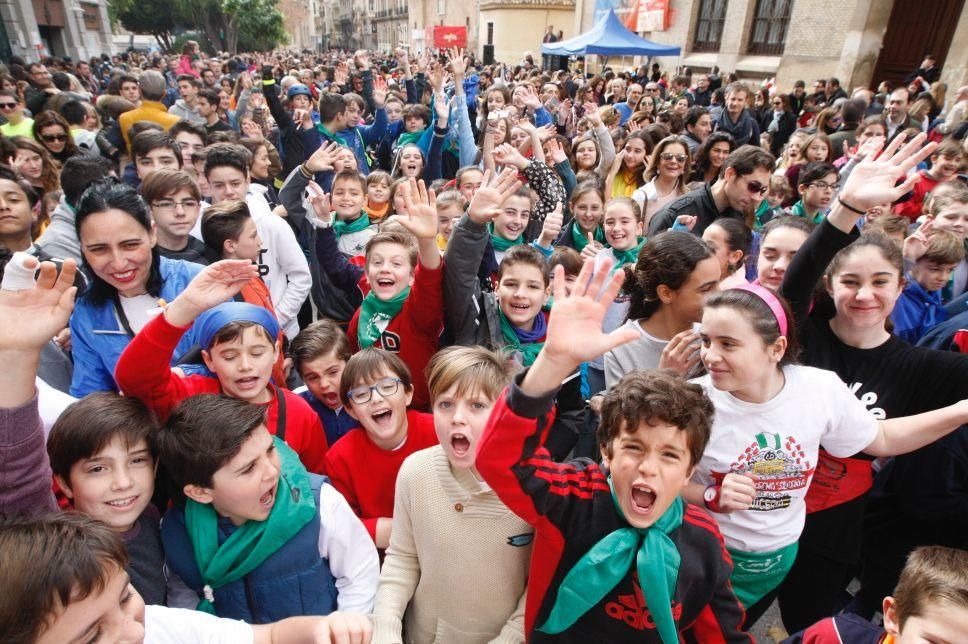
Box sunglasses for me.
[660,153,687,163]
[41,134,68,143]
[771,101,783,105]
[745,180,769,196]
[0,102,16,109]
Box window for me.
[437,0,445,15]
[487,22,494,45]
[748,0,792,55]
[693,0,727,52]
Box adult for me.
[32,110,80,165]
[683,106,712,153]
[692,74,712,107]
[765,94,797,157]
[788,80,807,116]
[904,54,941,85]
[715,82,761,148]
[649,144,774,236]
[689,131,735,185]
[168,74,205,125]
[826,98,866,153]
[884,88,918,141]
[197,88,234,135]
[24,63,59,115]
[118,70,180,150]
[824,78,848,104]
[0,90,34,139]
[613,84,643,126]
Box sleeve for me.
[442,215,488,346]
[522,161,567,236]
[370,462,420,644]
[592,124,616,181]
[452,94,478,168]
[235,89,251,127]
[313,226,365,293]
[265,217,311,330]
[888,432,968,530]
[407,261,444,339]
[323,447,374,538]
[603,349,626,389]
[681,527,753,643]
[143,605,254,644]
[647,204,678,237]
[818,372,881,457]
[318,484,380,614]
[533,106,552,128]
[286,401,329,474]
[298,126,323,162]
[262,80,295,135]
[0,394,57,516]
[68,316,116,397]
[553,160,578,203]
[424,125,448,183]
[361,106,388,147]
[277,165,311,230]
[405,78,419,105]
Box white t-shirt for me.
[145,605,253,643]
[119,293,164,334]
[691,365,879,553]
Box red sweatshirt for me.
[348,262,443,410]
[114,314,329,474]
[894,170,943,221]
[323,410,437,541]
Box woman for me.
[752,88,772,131]
[814,107,842,136]
[32,110,79,165]
[689,131,734,185]
[11,136,59,204]
[703,217,753,290]
[765,94,797,157]
[68,180,203,397]
[632,135,690,228]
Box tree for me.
[110,0,179,51]
[176,0,287,54]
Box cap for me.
[287,83,312,100]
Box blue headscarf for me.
[195,302,280,350]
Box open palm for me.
[176,260,259,317]
[468,168,522,224]
[840,133,937,211]
[0,259,77,352]
[396,179,439,240]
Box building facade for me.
[279,0,314,51]
[478,0,575,65]
[1,0,113,62]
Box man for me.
[201,67,219,89]
[24,63,59,114]
[827,98,866,152]
[788,80,807,115]
[825,77,848,104]
[683,105,712,153]
[74,60,99,96]
[118,73,142,106]
[942,86,968,134]
[118,71,181,150]
[648,145,775,236]
[669,75,691,102]
[715,81,760,147]
[198,88,234,135]
[905,54,941,85]
[885,88,919,141]
[0,91,34,139]
[810,79,827,106]
[168,74,206,124]
[613,83,643,126]
[692,74,711,106]
[542,26,557,71]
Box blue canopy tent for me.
[541,10,680,65]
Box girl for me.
[784,132,832,203]
[689,131,734,185]
[775,131,806,175]
[364,170,392,222]
[755,215,814,290]
[434,189,464,250]
[703,217,753,289]
[632,135,690,228]
[11,136,59,205]
[569,104,616,182]
[554,183,605,254]
[237,138,278,208]
[32,110,79,165]
[605,131,649,198]
[604,230,720,385]
[389,177,410,218]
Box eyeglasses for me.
[745,180,769,196]
[40,134,68,143]
[346,377,402,404]
[807,181,839,191]
[660,153,687,163]
[152,198,200,211]
[0,102,17,109]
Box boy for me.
[364,170,391,222]
[372,346,531,644]
[755,175,793,229]
[141,168,219,265]
[864,213,908,247]
[323,349,438,549]
[327,170,378,257]
[892,229,965,343]
[156,394,378,621]
[785,546,968,643]
[46,392,169,605]
[168,73,205,124]
[290,319,360,447]
[925,181,968,299]
[435,189,464,249]
[198,87,235,135]
[205,143,311,339]
[475,258,750,642]
[787,161,838,224]
[169,120,207,173]
[895,139,965,221]
[131,130,182,183]
[0,505,374,642]
[114,260,329,473]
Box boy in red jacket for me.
[114,260,328,473]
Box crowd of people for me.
[0,40,967,644]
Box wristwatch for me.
[703,484,722,513]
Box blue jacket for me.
[161,474,338,623]
[892,278,948,344]
[69,256,203,397]
[297,390,360,447]
[304,107,389,176]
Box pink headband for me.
[734,283,788,338]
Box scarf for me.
[357,286,410,348]
[572,221,605,252]
[789,200,825,225]
[498,308,546,367]
[316,122,348,147]
[396,129,424,148]
[333,212,371,238]
[186,438,316,615]
[717,108,754,146]
[537,480,683,642]
[488,223,523,253]
[364,201,390,222]
[610,238,645,269]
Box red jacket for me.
[114,314,329,474]
[894,170,943,221]
[348,262,443,410]
[323,411,437,541]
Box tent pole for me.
[602,55,609,72]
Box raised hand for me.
[492,142,529,170]
[607,149,626,177]
[583,102,602,127]
[306,181,332,228]
[538,202,564,247]
[240,71,253,90]
[305,141,342,174]
[353,49,371,71]
[545,137,568,165]
[396,178,439,240]
[447,47,466,78]
[467,168,523,224]
[580,232,604,260]
[675,214,698,231]
[839,133,937,212]
[434,93,450,126]
[373,86,387,108]
[0,257,77,353]
[903,218,935,262]
[519,85,542,110]
[427,62,446,93]
[536,123,556,142]
[165,260,259,327]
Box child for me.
[155,394,379,622]
[131,130,182,184]
[784,546,968,643]
[371,346,531,643]
[924,181,968,299]
[864,213,908,247]
[141,168,219,265]
[290,319,360,447]
[328,170,378,257]
[555,183,606,254]
[891,229,965,343]
[0,513,375,643]
[787,161,838,224]
[434,189,464,250]
[475,258,750,641]
[754,175,792,229]
[323,349,438,549]
[365,170,392,222]
[895,139,965,221]
[201,199,287,386]
[114,261,329,474]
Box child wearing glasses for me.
[786,161,839,224]
[632,135,691,228]
[141,169,219,266]
[323,349,437,549]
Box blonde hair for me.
[435,189,464,213]
[426,346,513,404]
[921,229,966,265]
[892,546,968,630]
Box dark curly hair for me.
[624,230,714,323]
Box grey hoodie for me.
[167,99,205,124]
[34,196,82,263]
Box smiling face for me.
[657,142,688,180]
[457,169,484,203]
[35,567,146,644]
[826,245,903,331]
[664,255,721,323]
[332,176,366,220]
[436,204,462,241]
[709,141,731,169]
[14,148,43,181]
[497,261,548,330]
[602,420,695,529]
[885,599,968,644]
[385,100,403,123]
[623,137,648,170]
[726,89,748,118]
[574,139,598,170]
[367,178,390,205]
[932,201,968,241]
[931,153,963,181]
[345,368,414,450]
[434,384,496,471]
[603,201,642,250]
[572,190,604,233]
[366,241,415,300]
[800,171,838,212]
[250,144,270,180]
[397,146,423,178]
[700,305,785,398]
[757,225,809,290]
[510,126,529,149]
[202,325,279,404]
[493,194,531,241]
[79,209,156,298]
[299,351,346,410]
[58,437,154,533]
[689,114,713,142]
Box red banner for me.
[425,26,467,49]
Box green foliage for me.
[111,0,179,50]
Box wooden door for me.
[871,0,964,86]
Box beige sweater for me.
[372,446,532,644]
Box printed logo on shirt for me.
[848,382,886,419]
[604,574,682,631]
[381,331,401,352]
[715,432,815,512]
[507,532,534,547]
[257,247,270,279]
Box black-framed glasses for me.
[660,153,687,163]
[346,377,402,404]
[807,181,839,191]
[40,134,68,143]
[745,180,769,196]
[152,198,200,211]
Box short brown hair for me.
[892,546,968,630]
[926,180,968,216]
[46,393,158,485]
[340,348,413,407]
[598,369,714,466]
[290,319,352,372]
[921,229,966,265]
[364,229,418,269]
[201,199,250,256]
[426,345,512,404]
[0,513,128,644]
[208,320,275,350]
[140,168,200,204]
[865,214,909,238]
[498,244,551,286]
[549,246,582,277]
[332,169,366,193]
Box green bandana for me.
[333,213,371,238]
[396,129,424,148]
[186,438,316,615]
[497,308,544,367]
[316,122,348,147]
[790,200,825,225]
[358,286,410,348]
[537,478,683,643]
[488,223,523,253]
[572,221,605,252]
[727,542,799,608]
[610,238,645,269]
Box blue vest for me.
[161,474,338,623]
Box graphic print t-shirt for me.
[692,365,879,553]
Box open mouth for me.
[111,270,137,282]
[376,277,396,288]
[508,302,531,315]
[450,433,471,457]
[106,496,138,509]
[259,488,275,508]
[236,376,260,390]
[630,485,656,514]
[371,408,393,427]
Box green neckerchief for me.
[790,200,825,225]
[316,122,347,146]
[358,286,410,348]
[497,308,544,367]
[488,223,523,253]
[396,129,424,148]
[537,479,683,642]
[333,212,371,238]
[186,438,316,615]
[610,238,646,269]
[572,221,605,252]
